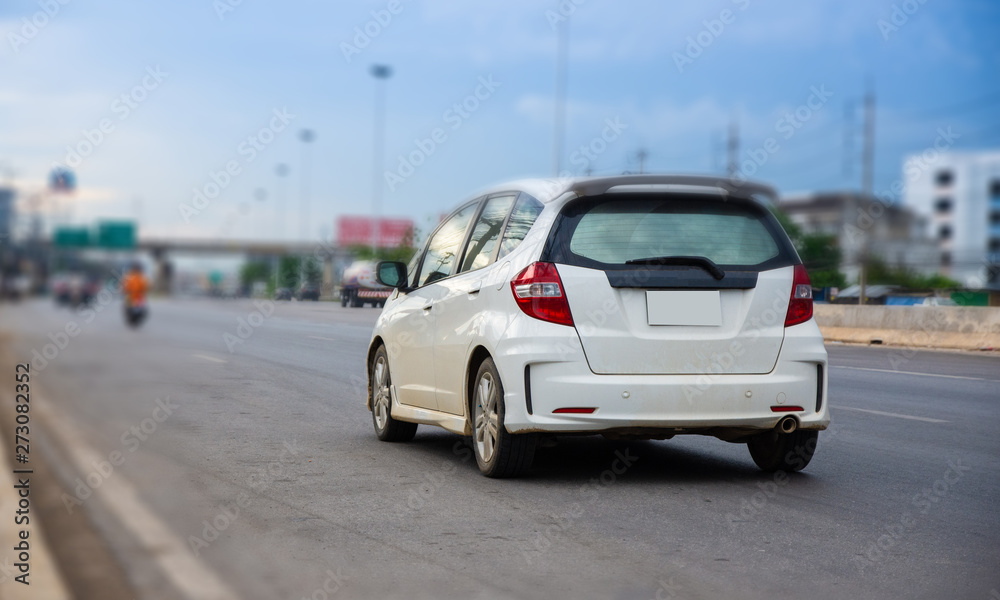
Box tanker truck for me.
[340,260,393,308]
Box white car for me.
[367,175,829,477]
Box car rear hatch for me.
[542,191,799,375]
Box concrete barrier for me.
[814,304,1000,350]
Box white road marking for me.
[832,365,994,382]
[193,354,227,363]
[835,405,949,423]
[307,335,336,341]
[34,392,240,600]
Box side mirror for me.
[375,261,408,289]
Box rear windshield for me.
[543,194,796,270]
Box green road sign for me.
[53,227,91,248]
[97,221,136,249]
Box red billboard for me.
[337,216,414,248]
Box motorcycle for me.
[125,299,148,328]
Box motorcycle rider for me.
[121,262,150,325]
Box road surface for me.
[0,298,997,600]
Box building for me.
[901,151,1000,288]
[779,191,940,283]
[0,187,13,242]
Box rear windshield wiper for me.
[623,255,725,280]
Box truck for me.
[340,260,392,308]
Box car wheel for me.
[370,346,417,442]
[472,358,536,478]
[340,293,348,307]
[747,429,818,472]
[351,293,363,308]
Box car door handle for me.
[421,303,433,311]
[467,281,482,296]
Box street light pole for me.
[274,163,290,293]
[275,163,290,241]
[371,64,392,258]
[298,130,315,242]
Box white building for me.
[902,151,1000,288]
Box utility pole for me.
[842,100,854,180]
[726,118,739,178]
[553,20,569,176]
[859,83,875,306]
[711,131,723,173]
[636,149,648,174]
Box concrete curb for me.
[819,326,1000,351]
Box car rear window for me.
[543,194,795,270]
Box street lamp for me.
[298,129,315,241]
[370,64,392,256]
[274,163,290,241]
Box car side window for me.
[415,202,479,287]
[459,195,517,274]
[498,195,544,259]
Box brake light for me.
[784,264,813,327]
[510,262,574,326]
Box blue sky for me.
[2,0,998,244]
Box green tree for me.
[239,260,271,289]
[864,257,959,289]
[771,207,846,288]
[348,225,420,263]
[278,256,301,289]
[303,256,322,285]
[798,234,847,289]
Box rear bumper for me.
[495,315,829,435]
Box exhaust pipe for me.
[777,416,798,434]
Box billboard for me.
[337,216,414,248]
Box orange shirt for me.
[122,272,149,305]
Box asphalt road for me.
[0,297,997,600]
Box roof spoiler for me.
[567,175,778,205]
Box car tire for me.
[340,293,348,307]
[370,346,417,442]
[471,357,536,478]
[747,429,818,472]
[351,293,363,308]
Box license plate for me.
[646,290,722,326]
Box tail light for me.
[784,264,813,327]
[510,262,574,326]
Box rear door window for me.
[459,194,517,273]
[544,194,795,270]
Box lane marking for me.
[832,365,994,382]
[834,405,949,423]
[192,354,227,364]
[34,392,240,600]
[307,335,336,341]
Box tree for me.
[239,261,271,289]
[798,234,847,289]
[278,256,301,289]
[348,225,420,264]
[863,257,959,289]
[771,207,846,288]
[303,256,322,285]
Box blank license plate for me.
[646,290,722,326]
